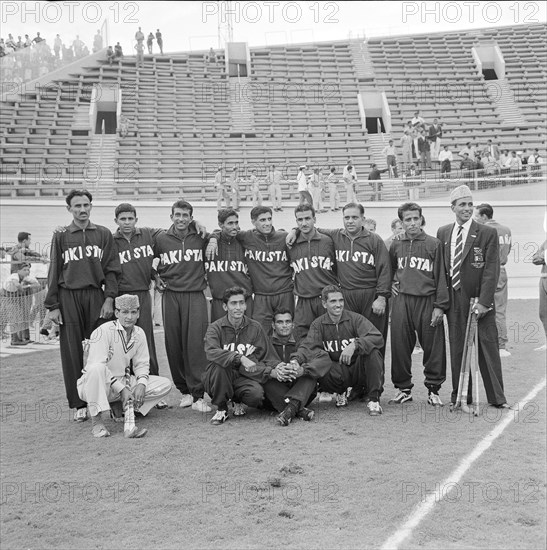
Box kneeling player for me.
[77,295,172,438]
[263,309,331,426]
[307,285,385,415]
[203,287,279,425]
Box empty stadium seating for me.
[0,23,545,201]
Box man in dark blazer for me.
[437,185,511,409]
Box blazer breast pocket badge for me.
[471,247,485,268]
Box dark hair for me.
[294,204,316,217]
[342,203,364,215]
[115,203,136,218]
[250,206,272,221]
[218,208,239,224]
[222,286,248,304]
[390,218,401,231]
[330,167,335,173]
[398,202,423,220]
[17,231,30,242]
[273,308,293,322]
[321,284,342,302]
[171,200,193,215]
[475,203,493,219]
[66,189,92,206]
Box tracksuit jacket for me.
[389,231,449,310]
[205,232,253,299]
[288,229,338,298]
[271,333,297,363]
[318,227,391,298]
[45,221,120,310]
[113,227,163,292]
[154,225,207,292]
[295,310,384,365]
[204,315,279,383]
[236,228,293,295]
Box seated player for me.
[305,285,385,416]
[77,294,172,438]
[203,287,279,425]
[263,309,330,426]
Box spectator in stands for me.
[114,42,123,59]
[364,219,377,233]
[368,164,388,201]
[24,35,31,47]
[400,130,413,174]
[267,164,283,212]
[505,151,522,171]
[297,165,312,206]
[16,36,23,49]
[483,139,500,161]
[520,150,529,174]
[418,128,432,171]
[3,262,40,346]
[249,169,263,207]
[327,167,340,212]
[63,44,74,62]
[411,111,425,129]
[93,30,103,53]
[6,34,16,49]
[106,45,115,65]
[428,118,443,160]
[32,32,43,44]
[118,115,129,137]
[8,232,46,273]
[438,144,453,179]
[135,41,144,67]
[410,124,419,161]
[0,39,5,58]
[229,166,241,211]
[309,168,324,212]
[53,34,62,58]
[147,32,154,54]
[72,35,84,57]
[343,165,358,203]
[483,151,500,176]
[459,142,476,160]
[460,152,474,180]
[528,148,543,175]
[382,139,398,178]
[215,166,231,209]
[208,47,217,63]
[343,159,358,182]
[473,154,484,173]
[384,218,404,251]
[135,27,145,44]
[156,29,163,54]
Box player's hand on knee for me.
[133,383,145,410]
[240,356,257,373]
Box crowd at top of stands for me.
[0,30,103,82]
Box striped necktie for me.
[452,225,463,290]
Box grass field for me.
[1,299,545,549]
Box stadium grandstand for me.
[0,22,545,202]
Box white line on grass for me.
[381,378,547,550]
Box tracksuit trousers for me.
[202,364,264,410]
[263,376,317,412]
[390,293,446,392]
[58,287,107,409]
[318,349,385,400]
[294,296,324,343]
[162,290,207,399]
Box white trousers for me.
[77,363,172,417]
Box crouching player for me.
[309,285,385,416]
[77,294,172,438]
[203,287,279,425]
[263,309,331,426]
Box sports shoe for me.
[210,409,228,425]
[74,408,88,422]
[389,390,412,404]
[318,392,333,403]
[232,402,246,416]
[499,349,511,358]
[347,386,365,402]
[192,398,212,413]
[155,399,169,409]
[179,394,193,408]
[367,400,382,416]
[335,392,348,408]
[276,403,297,426]
[124,426,148,438]
[296,407,315,421]
[428,393,443,406]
